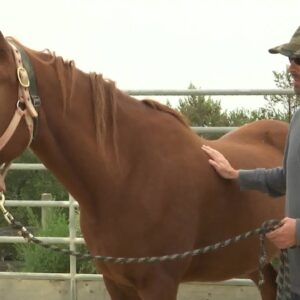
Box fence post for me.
[41,193,53,229]
[69,194,77,300]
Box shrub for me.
[15,207,69,273]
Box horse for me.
[0,31,287,300]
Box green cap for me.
[269,26,300,57]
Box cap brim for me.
[269,43,300,57]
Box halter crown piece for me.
[0,39,40,192]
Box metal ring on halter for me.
[17,66,30,88]
[0,192,6,212]
[0,192,14,224]
[16,100,26,113]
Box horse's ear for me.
[0,32,9,60]
[0,31,6,47]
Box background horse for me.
[0,32,287,300]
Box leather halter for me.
[0,40,40,191]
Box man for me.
[202,26,300,300]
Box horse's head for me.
[0,32,40,193]
[0,32,38,167]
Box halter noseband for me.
[0,40,40,191]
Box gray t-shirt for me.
[238,109,300,295]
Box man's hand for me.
[202,145,239,179]
[266,217,297,249]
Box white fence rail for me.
[0,89,289,299]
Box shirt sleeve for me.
[238,167,286,197]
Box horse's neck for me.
[30,67,121,205]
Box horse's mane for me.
[6,37,189,154]
[6,37,77,112]
[141,99,189,128]
[7,37,115,145]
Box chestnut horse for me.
[0,32,287,300]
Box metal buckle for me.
[17,66,30,88]
[31,95,41,108]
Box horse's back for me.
[219,119,288,153]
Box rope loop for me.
[0,204,291,296]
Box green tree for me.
[263,70,300,122]
[174,84,270,137]
[0,149,68,230]
[0,150,68,266]
[15,207,96,273]
[224,109,255,126]
[5,149,67,202]
[175,83,228,126]
[225,107,272,126]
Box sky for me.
[2,0,300,111]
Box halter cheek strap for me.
[0,100,33,151]
[9,41,38,117]
[0,40,40,191]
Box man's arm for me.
[201,145,286,196]
[238,167,286,197]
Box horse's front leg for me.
[137,272,179,300]
[103,276,142,300]
[103,272,179,300]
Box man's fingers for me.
[208,159,218,168]
[202,145,221,159]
